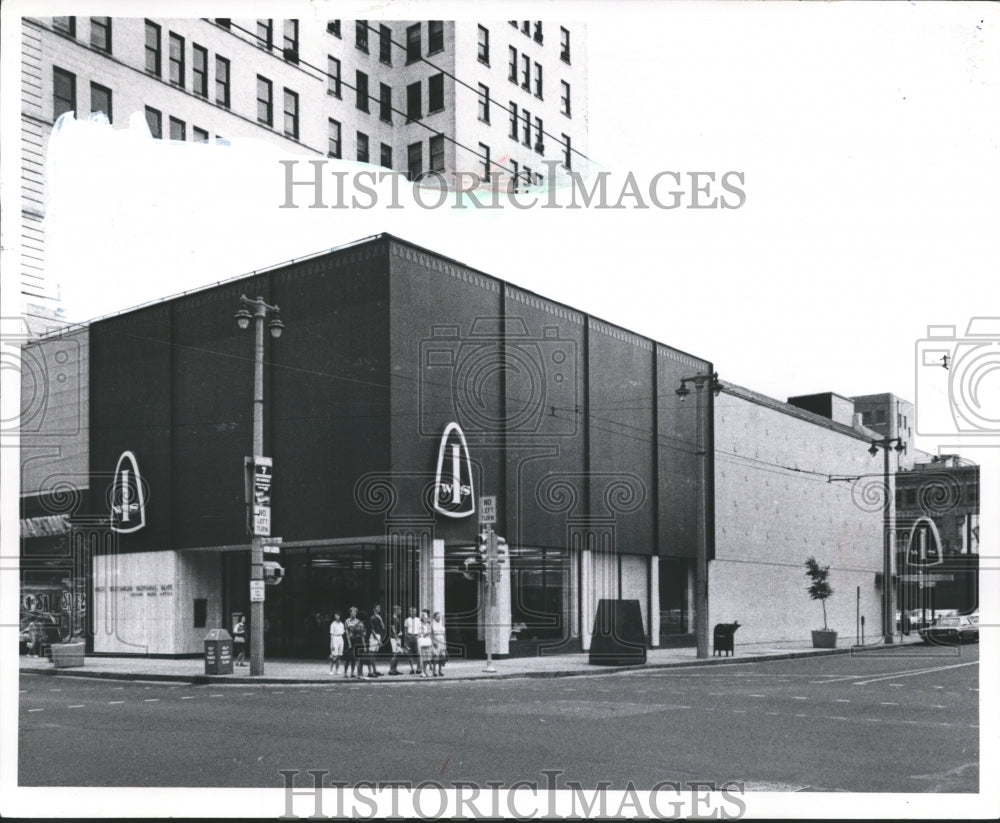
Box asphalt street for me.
[19,644,978,793]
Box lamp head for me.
[676,383,691,400]
[869,443,880,457]
[234,307,252,330]
[268,316,285,339]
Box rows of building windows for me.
[142,104,215,143]
[49,18,575,175]
[144,21,233,112]
[53,16,111,53]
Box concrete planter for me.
[811,630,837,649]
[51,641,85,668]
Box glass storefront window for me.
[511,546,568,642]
[659,556,692,636]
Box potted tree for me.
[805,556,837,648]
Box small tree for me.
[805,556,834,630]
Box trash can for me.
[713,621,740,657]
[204,628,234,675]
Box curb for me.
[18,642,916,686]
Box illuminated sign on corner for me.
[111,450,146,533]
[433,422,475,518]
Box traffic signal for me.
[496,539,509,566]
[263,561,285,586]
[478,531,490,561]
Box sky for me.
[2,1,999,817]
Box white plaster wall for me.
[177,551,223,652]
[710,560,880,647]
[712,389,885,646]
[92,550,179,654]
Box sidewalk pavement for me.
[19,637,923,685]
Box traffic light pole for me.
[484,525,498,673]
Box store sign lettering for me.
[433,422,475,519]
[111,450,146,533]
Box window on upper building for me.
[521,21,530,35]
[257,19,273,50]
[561,80,571,117]
[145,106,162,139]
[169,32,185,87]
[215,18,231,29]
[406,24,421,64]
[356,71,370,112]
[145,20,161,76]
[509,102,518,139]
[53,67,76,121]
[328,119,342,158]
[510,159,520,190]
[215,56,231,107]
[90,82,112,123]
[428,21,444,54]
[379,25,392,65]
[357,131,370,163]
[407,142,422,181]
[428,73,444,112]
[169,116,186,141]
[875,409,886,424]
[521,108,531,147]
[429,134,445,173]
[90,17,111,53]
[192,45,208,97]
[327,20,341,37]
[283,19,299,62]
[380,83,393,123]
[861,410,872,425]
[328,56,342,97]
[284,89,299,139]
[508,47,517,82]
[521,54,530,90]
[406,81,422,121]
[534,116,544,154]
[53,17,75,37]
[560,27,571,63]
[380,143,392,169]
[562,133,571,170]
[356,20,369,52]
[534,21,543,43]
[534,63,543,99]
[479,142,491,182]
[477,84,490,123]
[477,25,490,65]
[257,76,273,125]
[193,126,209,143]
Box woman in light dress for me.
[328,611,345,674]
[430,611,447,677]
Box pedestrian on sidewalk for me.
[403,606,421,675]
[417,609,433,677]
[344,606,365,678]
[233,615,246,667]
[387,605,403,675]
[329,611,345,674]
[431,611,447,676]
[366,605,385,678]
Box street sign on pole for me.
[479,495,496,526]
[250,580,265,602]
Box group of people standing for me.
[329,605,447,678]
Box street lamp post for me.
[235,294,284,676]
[676,371,720,660]
[869,436,905,645]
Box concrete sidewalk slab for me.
[18,639,924,685]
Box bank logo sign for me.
[111,450,146,533]
[433,422,475,518]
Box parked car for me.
[918,614,979,645]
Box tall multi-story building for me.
[18,16,589,331]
